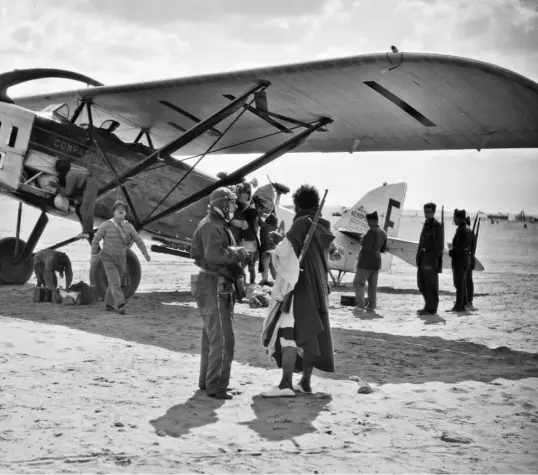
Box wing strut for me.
[142,93,257,225]
[96,80,270,199]
[140,116,332,228]
[83,101,142,228]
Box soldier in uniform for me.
[416,202,444,315]
[353,211,388,312]
[190,187,248,400]
[449,209,472,312]
[464,216,477,311]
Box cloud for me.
[393,0,538,79]
[68,0,336,26]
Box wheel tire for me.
[0,237,34,285]
[90,249,142,301]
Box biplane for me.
[0,51,537,298]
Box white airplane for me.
[272,182,484,284]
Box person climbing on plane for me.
[54,158,98,241]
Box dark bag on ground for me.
[68,281,96,305]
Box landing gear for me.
[329,270,346,286]
[0,204,48,285]
[90,249,142,300]
[0,237,34,284]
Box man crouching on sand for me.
[261,184,341,397]
[190,187,248,400]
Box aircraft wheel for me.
[0,237,34,285]
[90,249,142,301]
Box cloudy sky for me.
[2,0,537,212]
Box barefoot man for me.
[261,184,341,397]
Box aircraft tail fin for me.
[334,182,407,237]
[334,182,407,271]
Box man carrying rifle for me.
[449,209,472,312]
[190,187,248,400]
[464,215,478,311]
[416,202,444,315]
[261,185,340,397]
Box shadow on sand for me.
[2,286,537,387]
[240,393,333,442]
[149,390,225,437]
[149,390,332,441]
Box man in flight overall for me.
[33,249,73,299]
[55,159,98,241]
[191,187,248,400]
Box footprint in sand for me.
[449,387,470,394]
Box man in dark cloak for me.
[261,184,340,397]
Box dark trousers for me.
[195,272,235,395]
[417,266,439,313]
[75,177,98,234]
[243,251,258,284]
[34,262,58,291]
[465,268,474,305]
[452,266,468,310]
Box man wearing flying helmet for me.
[190,187,248,400]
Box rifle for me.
[280,189,329,313]
[471,217,481,256]
[472,213,479,235]
[438,205,444,273]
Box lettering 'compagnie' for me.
[52,138,101,164]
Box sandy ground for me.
[1,199,538,473]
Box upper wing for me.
[12,52,538,155]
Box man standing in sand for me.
[261,184,339,397]
[416,202,444,315]
[191,187,248,400]
[464,216,477,311]
[352,211,388,313]
[449,209,472,312]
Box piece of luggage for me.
[68,281,96,305]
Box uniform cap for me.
[366,211,379,220]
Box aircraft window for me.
[55,103,70,119]
[100,120,120,133]
[8,126,18,147]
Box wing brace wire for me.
[140,116,332,228]
[142,94,258,225]
[96,80,270,200]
